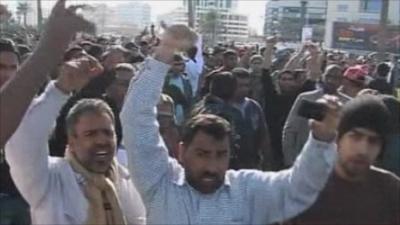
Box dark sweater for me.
[287,167,400,225]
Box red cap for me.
[343,65,368,83]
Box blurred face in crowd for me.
[157,102,179,155]
[278,72,298,94]
[103,50,126,71]
[68,112,117,173]
[250,58,263,73]
[140,43,150,56]
[234,77,251,101]
[336,128,382,181]
[170,59,185,74]
[342,79,365,98]
[0,51,19,87]
[179,131,230,194]
[323,66,343,94]
[223,54,238,70]
[106,68,134,110]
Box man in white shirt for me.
[121,25,340,225]
[5,54,145,225]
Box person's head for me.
[64,46,85,62]
[322,64,343,94]
[79,41,94,52]
[139,41,150,56]
[0,39,19,87]
[336,95,391,181]
[106,63,135,110]
[249,55,263,73]
[87,44,104,60]
[209,71,237,101]
[179,114,231,194]
[102,46,128,71]
[66,99,117,174]
[17,44,31,58]
[342,65,367,97]
[375,62,391,78]
[380,95,400,134]
[232,67,251,101]
[170,54,186,74]
[186,46,198,61]
[157,94,179,154]
[278,70,298,94]
[222,50,238,70]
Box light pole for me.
[300,1,308,41]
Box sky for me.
[2,0,267,34]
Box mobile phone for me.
[297,99,328,121]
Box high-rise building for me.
[158,7,248,43]
[183,0,238,9]
[324,0,400,53]
[263,0,327,42]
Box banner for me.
[332,22,400,53]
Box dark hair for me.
[209,72,237,101]
[64,46,83,61]
[376,63,391,78]
[186,46,198,61]
[380,95,400,134]
[338,95,391,141]
[223,50,237,58]
[65,99,115,136]
[278,70,295,79]
[87,44,104,59]
[0,38,20,62]
[17,44,31,57]
[182,114,231,145]
[173,53,184,62]
[232,67,250,79]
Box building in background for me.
[158,6,248,43]
[114,2,152,29]
[183,0,238,9]
[263,0,327,42]
[325,0,400,53]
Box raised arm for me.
[120,25,198,200]
[5,55,102,208]
[0,0,95,148]
[250,96,340,224]
[284,43,307,71]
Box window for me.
[337,4,348,12]
[360,0,382,13]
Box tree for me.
[16,2,30,27]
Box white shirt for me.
[5,81,145,225]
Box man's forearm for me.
[0,44,65,148]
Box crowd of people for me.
[0,0,399,224]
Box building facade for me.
[183,0,238,9]
[325,0,400,52]
[158,6,248,43]
[263,0,327,42]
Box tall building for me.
[114,2,152,29]
[263,0,327,42]
[183,0,238,9]
[158,7,248,43]
[324,0,400,53]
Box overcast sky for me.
[3,0,267,34]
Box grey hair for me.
[65,99,115,136]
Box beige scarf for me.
[65,150,127,225]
